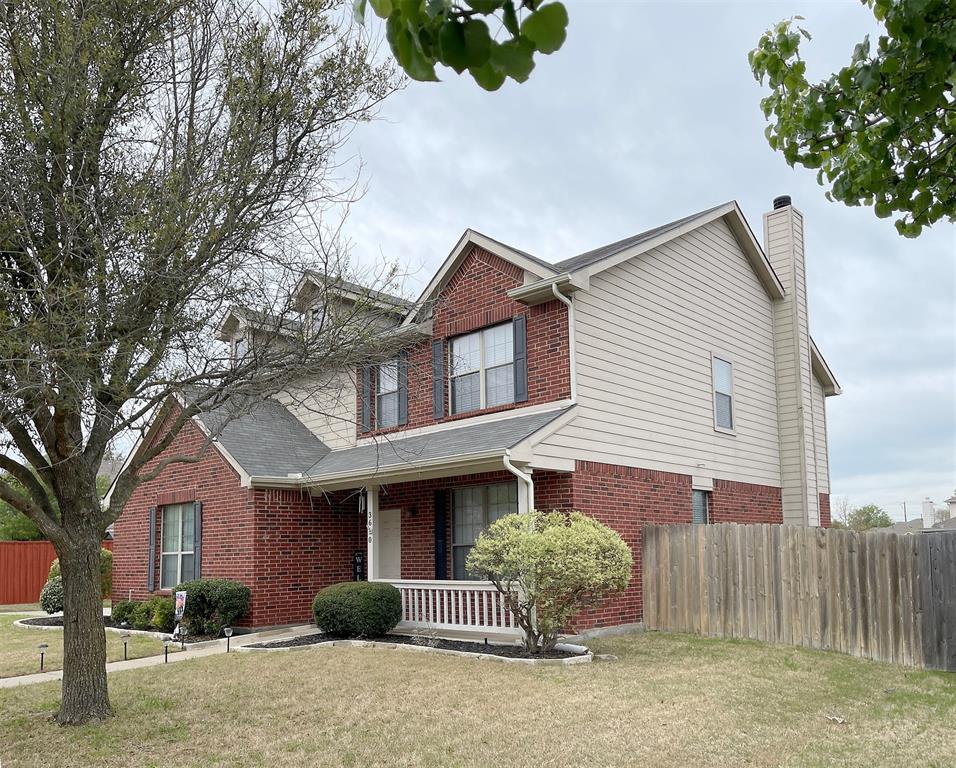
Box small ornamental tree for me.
[467,511,632,653]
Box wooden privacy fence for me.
[643,523,956,671]
[0,540,112,605]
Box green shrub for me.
[312,581,402,638]
[174,579,251,636]
[111,600,137,625]
[130,601,153,631]
[48,548,113,598]
[39,576,64,614]
[467,510,632,653]
[148,596,175,633]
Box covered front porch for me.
[300,408,577,642]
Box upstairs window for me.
[376,359,399,429]
[449,321,514,415]
[232,337,248,364]
[712,355,734,431]
[692,490,711,524]
[310,302,326,333]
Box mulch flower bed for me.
[247,632,585,659]
[17,616,218,643]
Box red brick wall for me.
[710,479,783,524]
[569,462,693,630]
[249,488,364,626]
[112,413,256,609]
[819,493,831,528]
[361,246,571,437]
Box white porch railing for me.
[378,579,522,640]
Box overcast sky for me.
[340,0,955,520]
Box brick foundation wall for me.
[249,488,364,626]
[569,462,693,630]
[361,246,571,437]
[112,413,257,610]
[819,493,831,528]
[709,479,783,524]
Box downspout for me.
[551,283,576,402]
[503,449,534,514]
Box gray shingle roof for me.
[195,398,330,477]
[305,407,570,479]
[553,204,727,273]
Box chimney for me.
[922,497,937,527]
[764,196,820,526]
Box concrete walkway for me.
[0,624,315,689]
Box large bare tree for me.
[0,0,399,724]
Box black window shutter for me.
[397,350,409,426]
[513,315,528,403]
[146,506,157,592]
[431,339,445,419]
[360,366,372,432]
[434,489,448,580]
[193,501,203,579]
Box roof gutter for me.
[550,283,577,403]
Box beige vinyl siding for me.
[537,218,781,486]
[811,373,830,494]
[277,369,357,450]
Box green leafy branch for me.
[353,0,569,90]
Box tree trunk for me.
[56,533,112,725]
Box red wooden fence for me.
[0,540,113,605]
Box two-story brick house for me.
[111,196,840,636]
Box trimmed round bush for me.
[312,581,402,638]
[48,548,113,599]
[174,579,251,636]
[130,601,154,631]
[148,596,176,633]
[111,600,137,625]
[39,576,64,614]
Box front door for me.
[378,508,402,580]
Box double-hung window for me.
[232,337,248,364]
[712,355,734,431]
[452,482,518,579]
[449,322,514,415]
[692,490,711,524]
[160,503,195,589]
[376,359,399,429]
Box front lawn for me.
[0,614,172,679]
[0,632,953,767]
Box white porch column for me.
[366,484,379,580]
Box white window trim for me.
[451,481,518,579]
[159,503,195,591]
[448,321,514,416]
[376,359,399,429]
[711,351,736,435]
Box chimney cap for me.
[773,195,792,210]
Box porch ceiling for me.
[300,407,572,491]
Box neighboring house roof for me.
[883,519,924,535]
[302,407,572,485]
[292,270,412,314]
[931,517,956,531]
[194,397,330,478]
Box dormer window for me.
[449,321,515,415]
[310,302,326,333]
[232,337,248,364]
[376,359,399,428]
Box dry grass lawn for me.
[0,614,172,678]
[0,632,953,767]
